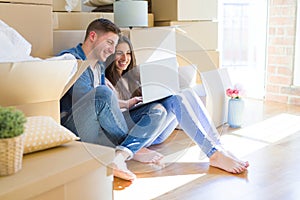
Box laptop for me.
[130,57,180,110]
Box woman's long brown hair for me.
[105,35,142,99]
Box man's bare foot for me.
[112,165,136,181]
[111,151,136,181]
[133,148,164,163]
[209,151,249,174]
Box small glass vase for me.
[227,98,245,128]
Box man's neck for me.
[80,44,100,69]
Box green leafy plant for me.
[0,106,27,139]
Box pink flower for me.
[226,84,245,99]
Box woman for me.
[105,35,249,174]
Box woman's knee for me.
[160,95,182,111]
[149,103,167,120]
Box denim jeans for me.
[153,88,220,157]
[120,102,166,155]
[62,86,166,158]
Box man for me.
[58,18,166,181]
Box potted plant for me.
[0,106,26,176]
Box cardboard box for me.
[53,12,154,30]
[129,26,219,72]
[0,60,90,123]
[53,0,81,12]
[0,0,51,5]
[53,30,86,55]
[102,12,114,22]
[152,0,218,21]
[177,50,219,71]
[155,21,219,51]
[177,50,220,84]
[0,141,114,200]
[147,13,154,27]
[53,12,103,30]
[90,12,154,27]
[200,69,232,127]
[53,29,131,55]
[129,27,176,65]
[0,3,53,57]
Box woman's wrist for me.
[127,99,134,109]
[126,99,130,109]
[128,98,137,109]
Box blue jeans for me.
[152,88,220,157]
[62,86,166,158]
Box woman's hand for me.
[127,96,143,108]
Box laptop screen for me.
[139,57,180,103]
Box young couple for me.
[58,18,249,181]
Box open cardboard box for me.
[0,60,91,123]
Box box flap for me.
[16,101,60,122]
[62,60,93,97]
[0,60,77,107]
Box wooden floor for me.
[113,99,300,200]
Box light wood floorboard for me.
[113,99,300,200]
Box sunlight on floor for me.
[114,174,205,200]
[168,113,300,162]
[175,145,205,162]
[221,113,300,158]
[114,113,300,200]
[232,113,300,143]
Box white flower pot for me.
[227,98,245,128]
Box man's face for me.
[90,31,119,62]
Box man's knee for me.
[95,86,115,102]
[93,86,120,114]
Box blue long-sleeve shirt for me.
[57,43,98,122]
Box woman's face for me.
[114,42,131,73]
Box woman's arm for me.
[119,96,143,109]
[105,78,142,109]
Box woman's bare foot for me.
[209,151,249,174]
[111,150,136,181]
[133,148,164,163]
[224,150,249,168]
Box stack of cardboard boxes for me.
[0,0,53,57]
[53,1,154,55]
[0,0,80,122]
[53,0,100,54]
[152,0,220,75]
[0,1,114,199]
[150,0,229,127]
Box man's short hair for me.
[85,18,121,41]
